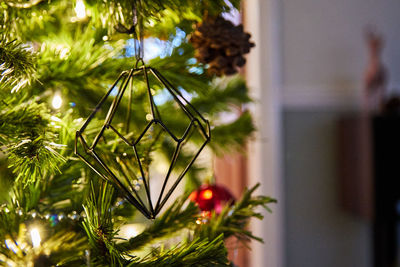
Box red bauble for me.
[189,184,235,214]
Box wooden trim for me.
[214,153,248,266]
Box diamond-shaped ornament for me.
[75,65,211,219]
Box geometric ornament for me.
[75,64,211,219]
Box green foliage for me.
[118,194,199,251]
[0,99,65,185]
[0,37,35,92]
[0,0,274,266]
[211,111,255,154]
[195,183,277,243]
[128,235,229,267]
[82,186,232,266]
[87,0,240,37]
[0,222,86,267]
[83,182,126,266]
[193,75,252,113]
[116,184,275,259]
[34,28,130,109]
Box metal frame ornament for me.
[75,64,211,219]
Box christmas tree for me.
[0,1,275,266]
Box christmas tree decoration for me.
[74,0,87,19]
[1,222,86,267]
[75,63,211,219]
[0,1,275,266]
[30,228,41,248]
[189,184,235,214]
[190,15,255,76]
[51,92,63,109]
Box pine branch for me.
[192,75,252,115]
[2,109,88,212]
[210,111,256,154]
[82,181,127,266]
[0,100,66,185]
[42,230,87,266]
[196,183,277,243]
[128,235,229,267]
[11,180,42,211]
[0,36,35,92]
[0,222,86,267]
[0,1,76,42]
[34,28,131,112]
[88,0,240,36]
[118,194,199,252]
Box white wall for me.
[244,0,284,267]
[282,0,400,109]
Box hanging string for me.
[132,0,144,66]
[114,1,144,66]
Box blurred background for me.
[229,0,400,266]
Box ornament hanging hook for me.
[132,0,144,64]
[113,1,145,65]
[135,58,145,69]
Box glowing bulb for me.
[118,224,145,240]
[52,93,62,109]
[125,226,138,238]
[202,189,213,200]
[75,0,86,19]
[30,228,41,248]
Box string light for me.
[5,239,18,254]
[0,200,131,223]
[52,92,62,109]
[118,224,145,240]
[75,0,86,19]
[30,228,41,248]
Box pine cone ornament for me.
[190,16,255,76]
